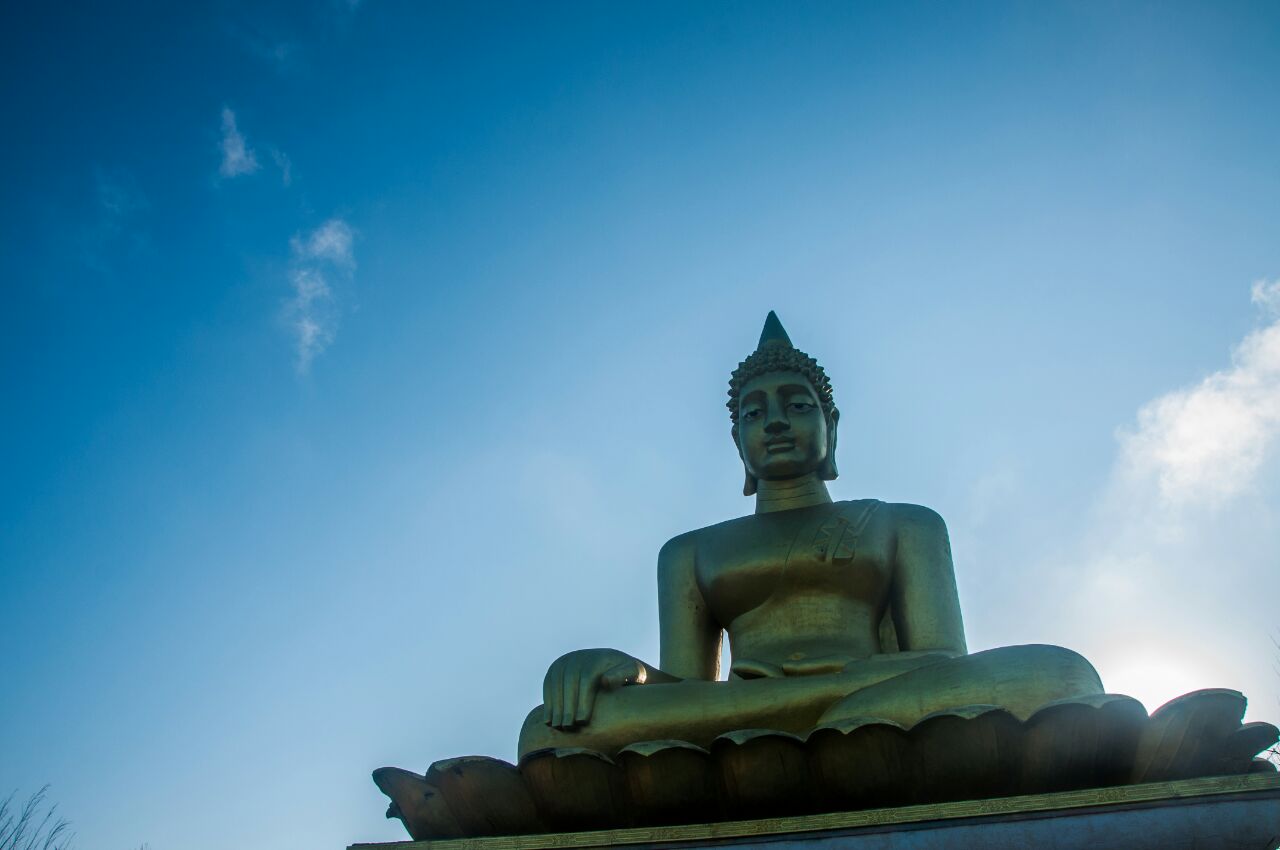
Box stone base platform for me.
[350,773,1280,850]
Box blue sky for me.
[3,2,1280,848]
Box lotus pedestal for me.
[351,772,1279,850]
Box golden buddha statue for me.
[371,312,1276,842]
[517,312,1102,758]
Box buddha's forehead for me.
[738,370,817,400]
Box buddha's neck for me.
[754,474,832,514]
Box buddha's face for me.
[736,370,831,481]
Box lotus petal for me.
[617,740,719,826]
[1213,722,1280,775]
[371,766,463,840]
[519,747,628,831]
[711,729,811,819]
[907,705,1022,804]
[1131,689,1247,783]
[1020,693,1147,794]
[807,717,911,810]
[382,690,1277,838]
[425,755,542,837]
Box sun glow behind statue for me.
[1100,649,1224,716]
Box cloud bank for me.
[285,218,355,373]
[1059,281,1280,719]
[1116,279,1280,507]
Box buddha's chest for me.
[695,500,891,625]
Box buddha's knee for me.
[819,644,1104,728]
[960,644,1104,718]
[517,706,554,760]
[974,644,1102,689]
[517,703,627,760]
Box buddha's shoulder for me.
[658,513,756,558]
[815,499,946,532]
[658,523,722,558]
[878,501,949,534]
[661,499,946,548]
[787,499,948,532]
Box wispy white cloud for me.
[219,107,260,178]
[83,167,149,270]
[230,0,364,73]
[247,38,299,70]
[1053,281,1280,719]
[217,107,295,186]
[96,169,147,220]
[290,218,354,268]
[1252,277,1280,314]
[284,218,355,373]
[287,267,336,373]
[270,148,293,187]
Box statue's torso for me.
[691,499,893,676]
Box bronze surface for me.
[371,313,1279,841]
[353,773,1280,850]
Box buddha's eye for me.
[741,408,763,421]
[789,402,816,413]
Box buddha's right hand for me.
[542,648,647,730]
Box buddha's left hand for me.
[542,648,648,730]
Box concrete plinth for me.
[350,773,1280,850]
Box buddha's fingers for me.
[542,663,553,725]
[544,660,564,727]
[565,669,581,728]
[555,663,570,727]
[575,672,596,726]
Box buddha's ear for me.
[733,423,758,496]
[820,406,840,481]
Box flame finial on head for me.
[757,310,794,349]
[727,312,834,425]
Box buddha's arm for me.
[657,532,722,681]
[540,535,717,731]
[887,503,967,656]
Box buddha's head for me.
[728,312,839,495]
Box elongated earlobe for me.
[733,423,758,496]
[819,407,840,481]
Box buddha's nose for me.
[764,416,790,434]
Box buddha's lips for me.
[766,440,796,452]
